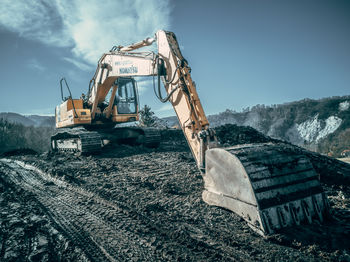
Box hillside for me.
[211,96,350,157]
[0,112,55,127]
[0,119,54,154]
[159,96,350,157]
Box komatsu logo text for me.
[119,66,138,74]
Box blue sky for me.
[0,0,349,117]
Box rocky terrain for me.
[0,126,349,261]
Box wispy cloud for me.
[23,107,55,116]
[0,0,171,64]
[63,57,93,71]
[0,0,71,47]
[136,77,155,94]
[27,58,45,72]
[156,103,173,112]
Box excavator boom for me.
[154,31,329,235]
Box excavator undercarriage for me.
[51,127,161,153]
[51,128,101,153]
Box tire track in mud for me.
[0,159,159,261]
[91,149,350,261]
[71,158,242,262]
[113,153,259,261]
[78,154,247,261]
[124,154,253,259]
[0,159,242,261]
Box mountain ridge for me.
[1,95,349,156]
[0,112,55,127]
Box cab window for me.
[116,78,137,114]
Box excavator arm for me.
[157,31,329,235]
[156,30,218,169]
[77,30,330,235]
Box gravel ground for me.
[0,125,349,261]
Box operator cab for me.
[104,77,138,115]
[115,77,138,114]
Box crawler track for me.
[51,128,102,153]
[0,160,157,261]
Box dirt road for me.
[0,129,349,261]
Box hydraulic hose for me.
[153,56,179,103]
[60,78,78,118]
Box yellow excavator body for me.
[55,99,139,128]
[55,99,91,128]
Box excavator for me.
[52,30,330,236]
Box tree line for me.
[0,119,54,154]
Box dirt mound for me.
[214,124,350,186]
[214,124,277,146]
[300,149,350,186]
[0,124,349,261]
[160,128,186,144]
[159,124,276,146]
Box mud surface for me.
[1,148,38,157]
[1,125,349,261]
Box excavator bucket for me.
[202,143,329,236]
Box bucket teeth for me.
[203,143,329,235]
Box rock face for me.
[0,126,349,261]
[297,115,342,142]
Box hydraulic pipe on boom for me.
[118,37,156,52]
[156,30,218,170]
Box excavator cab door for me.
[116,77,138,114]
